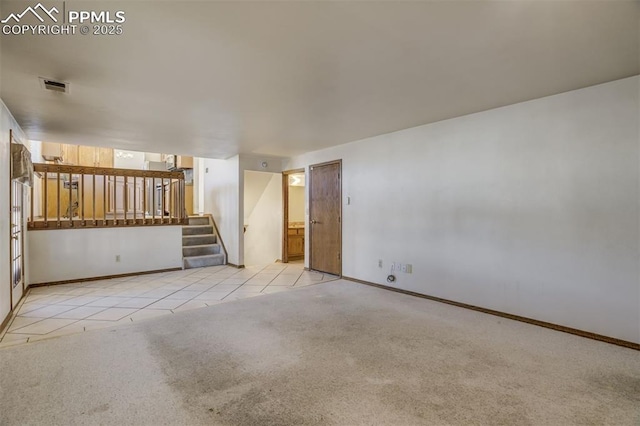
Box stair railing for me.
[29,163,188,230]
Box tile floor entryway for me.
[0,263,338,348]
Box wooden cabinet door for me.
[78,146,96,167]
[41,142,62,161]
[177,156,194,169]
[97,148,113,168]
[61,144,78,165]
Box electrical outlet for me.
[378,259,383,268]
[115,255,121,262]
[405,264,412,274]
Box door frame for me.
[308,159,342,276]
[8,129,26,313]
[282,168,305,263]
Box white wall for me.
[144,152,163,162]
[288,185,305,222]
[244,172,283,266]
[0,100,27,323]
[113,149,146,169]
[286,76,640,344]
[203,156,242,265]
[27,226,182,284]
[244,172,273,221]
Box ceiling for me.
[1,0,638,159]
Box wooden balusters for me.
[29,164,185,230]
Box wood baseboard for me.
[0,287,31,337]
[29,267,183,287]
[343,276,639,351]
[0,311,13,336]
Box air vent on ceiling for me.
[39,77,68,93]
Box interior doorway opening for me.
[243,170,283,266]
[282,169,305,263]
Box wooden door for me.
[309,160,341,275]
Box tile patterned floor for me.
[0,263,338,348]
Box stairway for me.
[182,216,226,269]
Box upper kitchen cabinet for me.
[78,146,114,167]
[164,154,193,170]
[61,144,79,165]
[98,148,114,168]
[41,142,78,164]
[41,142,62,161]
[177,156,193,169]
[41,142,79,163]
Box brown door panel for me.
[309,161,341,275]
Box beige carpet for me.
[0,280,638,425]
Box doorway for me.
[9,129,26,311]
[282,169,306,263]
[243,170,283,266]
[308,160,342,276]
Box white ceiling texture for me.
[1,0,638,158]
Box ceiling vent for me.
[39,77,68,93]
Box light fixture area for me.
[39,77,69,93]
[288,173,305,187]
[115,150,134,159]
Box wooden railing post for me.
[123,175,128,225]
[43,169,48,228]
[92,174,96,226]
[80,172,85,226]
[152,177,156,224]
[133,176,137,225]
[161,178,166,225]
[56,171,61,228]
[68,172,73,227]
[182,178,186,223]
[142,177,147,225]
[103,172,107,226]
[112,173,117,226]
